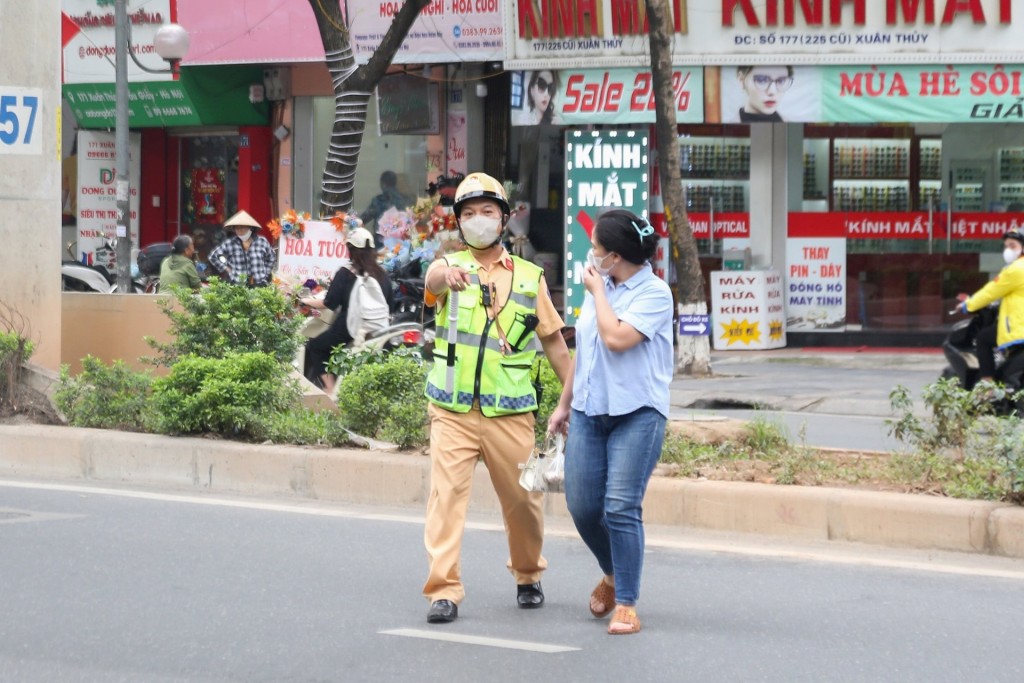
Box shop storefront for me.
[61,1,271,269]
[178,0,505,263]
[502,0,1024,346]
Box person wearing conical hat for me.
[208,210,276,287]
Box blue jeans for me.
[564,407,666,606]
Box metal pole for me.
[927,196,934,255]
[709,192,716,255]
[115,0,132,293]
[946,169,953,256]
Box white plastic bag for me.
[519,434,564,493]
[543,435,565,493]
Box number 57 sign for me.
[0,87,41,156]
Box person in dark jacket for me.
[159,235,201,290]
[300,227,394,393]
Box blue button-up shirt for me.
[571,263,674,418]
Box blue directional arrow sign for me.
[678,314,710,336]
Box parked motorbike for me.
[940,305,1024,414]
[389,257,436,330]
[136,242,174,293]
[62,240,145,293]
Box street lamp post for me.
[114,0,131,293]
[113,1,189,293]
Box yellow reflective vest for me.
[425,250,542,416]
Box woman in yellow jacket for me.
[959,230,1024,381]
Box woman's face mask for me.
[1004,246,1022,265]
[586,249,615,277]
[235,229,253,242]
[460,215,503,249]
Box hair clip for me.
[631,219,654,239]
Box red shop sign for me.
[789,212,1024,240]
[686,213,750,240]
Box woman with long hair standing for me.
[548,209,674,635]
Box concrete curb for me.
[2,424,1022,559]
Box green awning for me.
[63,65,269,128]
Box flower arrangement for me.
[379,209,416,241]
[273,273,333,319]
[329,211,363,234]
[267,209,311,240]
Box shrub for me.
[0,303,36,410]
[0,330,34,409]
[151,352,300,439]
[148,280,303,366]
[326,344,422,380]
[265,408,351,447]
[888,380,1024,502]
[335,354,427,447]
[532,355,564,443]
[54,356,154,431]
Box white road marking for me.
[380,628,579,653]
[2,479,1022,581]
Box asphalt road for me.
[2,480,1022,683]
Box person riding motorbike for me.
[957,229,1024,382]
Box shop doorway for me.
[176,133,241,268]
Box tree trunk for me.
[307,0,430,216]
[645,0,711,376]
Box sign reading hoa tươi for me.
[564,129,649,325]
[276,220,351,283]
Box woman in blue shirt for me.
[549,209,674,636]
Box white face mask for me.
[460,215,502,249]
[236,229,253,241]
[1004,247,1021,265]
[586,249,615,277]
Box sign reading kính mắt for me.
[564,129,649,325]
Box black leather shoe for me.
[427,599,458,624]
[517,582,544,609]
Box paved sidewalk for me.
[670,348,945,418]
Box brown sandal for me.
[589,579,616,618]
[607,605,641,635]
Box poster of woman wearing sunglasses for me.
[511,70,562,126]
[716,65,821,123]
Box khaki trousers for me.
[423,403,546,604]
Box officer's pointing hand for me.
[446,266,471,291]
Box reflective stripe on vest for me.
[425,251,542,417]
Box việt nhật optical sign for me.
[563,129,649,325]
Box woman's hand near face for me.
[582,264,604,295]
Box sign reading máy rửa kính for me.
[710,270,786,350]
